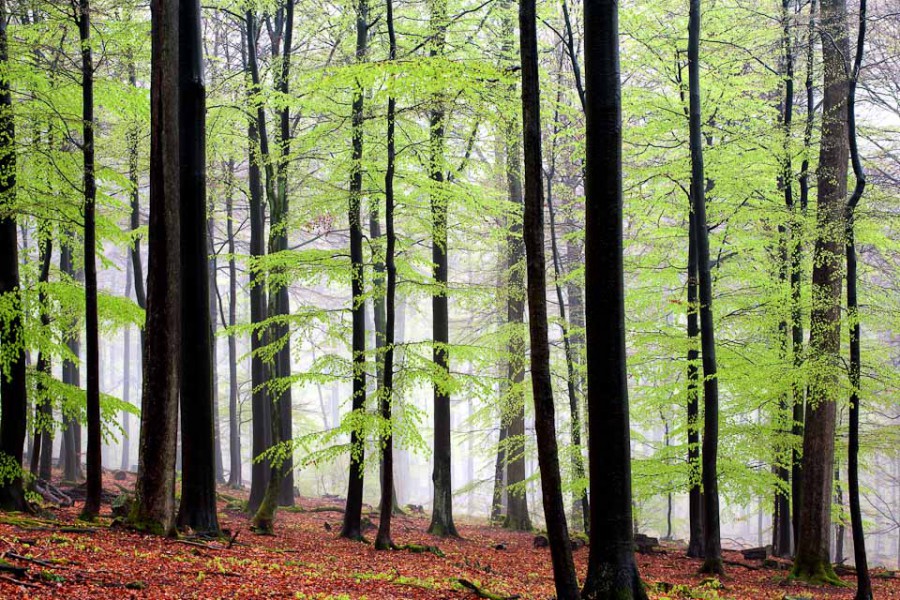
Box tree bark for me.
[793,0,849,584]
[687,0,724,575]
[341,0,368,540]
[375,0,398,548]
[518,0,579,596]
[132,0,181,536]
[225,162,242,488]
[844,2,871,596]
[60,235,84,482]
[426,0,458,539]
[581,1,647,598]
[0,3,27,506]
[244,10,272,515]
[78,0,102,521]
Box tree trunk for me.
[686,0,724,575]
[793,0,849,584]
[771,0,795,560]
[244,10,271,515]
[518,0,579,596]
[209,214,225,485]
[225,162,242,489]
[78,0,102,521]
[375,2,398,548]
[686,210,704,559]
[60,236,84,482]
[176,0,220,535]
[132,0,181,536]
[31,233,53,480]
[0,6,27,506]
[427,0,458,539]
[792,0,816,549]
[845,3,871,596]
[581,1,647,598]
[121,257,133,473]
[546,83,589,534]
[341,0,368,540]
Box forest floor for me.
[0,471,896,599]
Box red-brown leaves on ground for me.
[0,472,896,599]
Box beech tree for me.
[581,0,646,597]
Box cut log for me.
[634,534,659,554]
[740,545,771,561]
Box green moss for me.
[789,558,847,587]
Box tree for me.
[0,0,27,511]
[177,0,220,534]
[244,9,272,516]
[77,0,102,521]
[60,234,84,483]
[131,0,181,536]
[374,0,398,549]
[581,0,646,597]
[341,0,368,540]
[792,0,850,583]
[225,163,241,489]
[845,1,871,597]
[518,0,579,596]
[427,0,458,539]
[686,0,723,575]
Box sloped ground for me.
[0,472,895,599]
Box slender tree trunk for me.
[687,0,723,575]
[131,0,181,535]
[225,162,242,489]
[244,11,271,515]
[341,0,368,540]
[845,3,871,596]
[427,0,458,539]
[547,172,588,533]
[121,258,133,472]
[375,1,398,548]
[209,214,225,485]
[772,0,795,559]
[581,0,646,597]
[32,233,53,480]
[793,0,849,583]
[518,0,578,596]
[60,236,84,482]
[686,210,704,559]
[78,0,102,521]
[792,0,816,548]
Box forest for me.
[0,0,897,597]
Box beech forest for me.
[0,0,897,598]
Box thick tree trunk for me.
[581,1,646,598]
[132,0,181,536]
[0,5,27,507]
[793,0,849,584]
[341,0,368,540]
[79,0,103,521]
[518,0,579,596]
[176,0,220,535]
